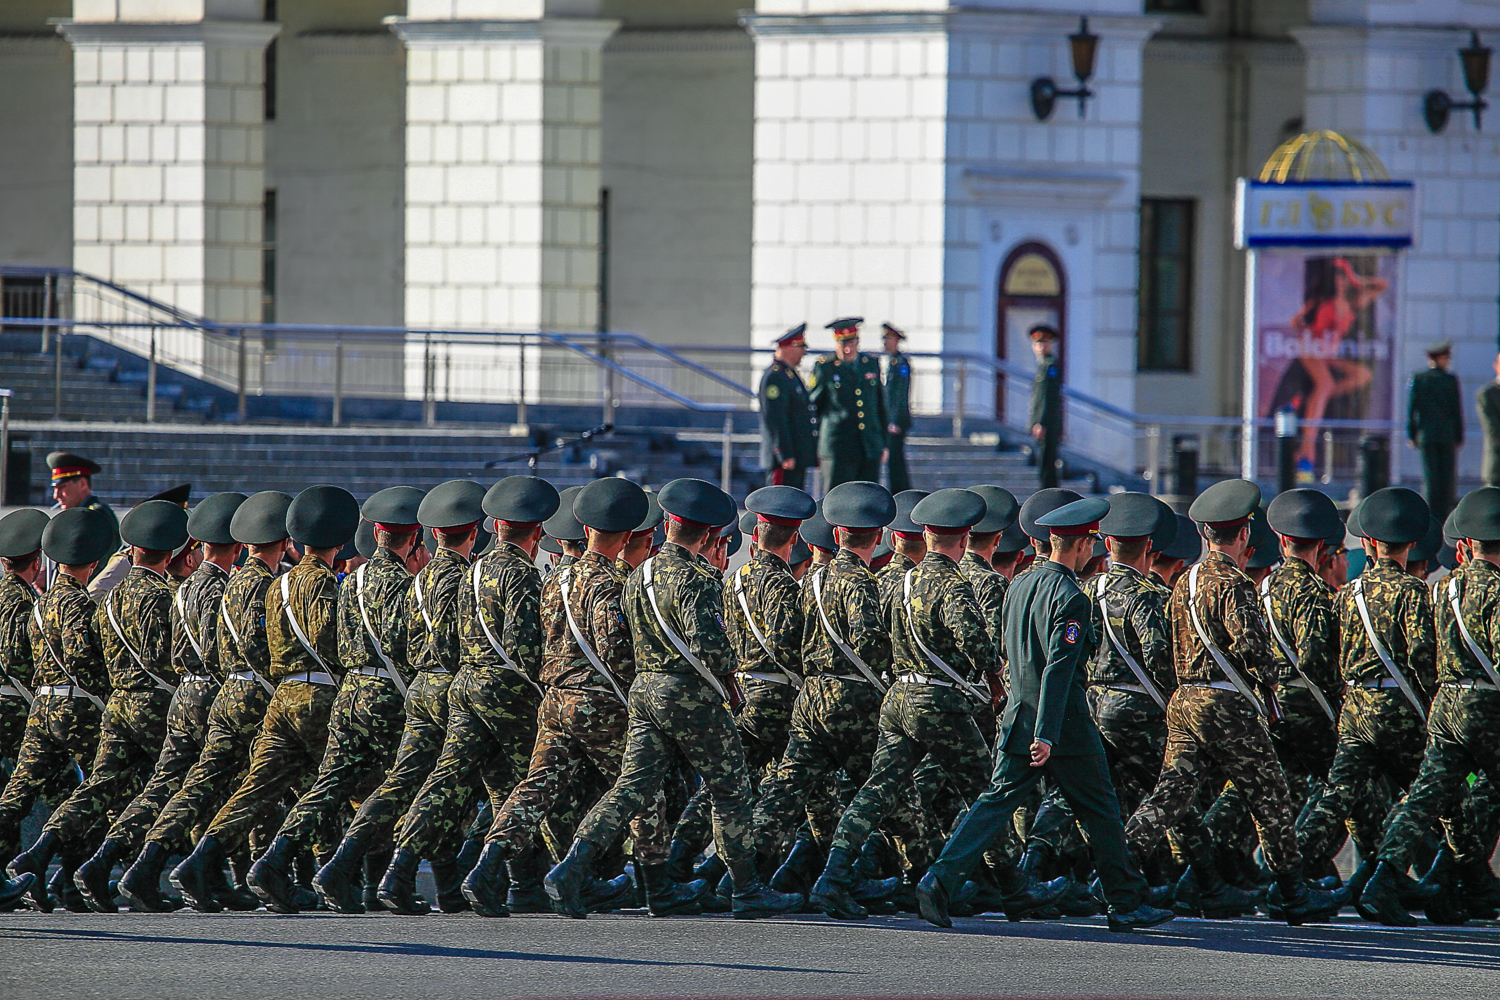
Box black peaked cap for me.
[911,488,987,531]
[42,505,116,565]
[574,478,649,533]
[658,479,735,528]
[544,486,586,542]
[968,485,1020,534]
[745,485,817,523]
[1188,479,1261,525]
[0,509,49,559]
[1019,488,1083,541]
[186,492,247,545]
[231,491,293,546]
[1452,487,1500,543]
[121,500,190,551]
[287,485,360,549]
[1266,489,1342,541]
[800,505,836,552]
[823,481,896,530]
[483,476,561,525]
[1355,487,1429,545]
[418,480,486,530]
[890,490,930,534]
[362,486,425,527]
[1099,492,1161,539]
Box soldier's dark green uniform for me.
[1409,344,1463,518]
[759,325,818,490]
[882,323,913,494]
[1029,333,1063,490]
[809,318,888,489]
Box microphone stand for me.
[484,423,614,472]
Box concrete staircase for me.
[1,347,213,424]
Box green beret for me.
[231,491,293,546]
[1188,479,1261,526]
[574,479,649,533]
[788,539,812,566]
[823,481,896,530]
[800,505,836,553]
[1452,486,1500,543]
[418,480,485,530]
[1161,513,1201,562]
[745,485,817,525]
[658,479,735,528]
[42,505,116,565]
[1099,492,1162,539]
[1409,516,1444,564]
[890,490,931,535]
[1354,487,1429,545]
[1035,496,1110,534]
[0,509,49,559]
[1019,488,1083,541]
[354,519,377,560]
[968,485,1020,534]
[287,485,360,549]
[362,486,425,529]
[186,492,247,545]
[1266,489,1342,541]
[544,486,586,542]
[634,491,663,534]
[994,522,1029,554]
[484,476,561,525]
[121,500,190,552]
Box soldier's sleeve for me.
[0,598,35,685]
[943,578,996,680]
[1036,588,1091,747]
[1221,575,1274,687]
[590,577,635,682]
[336,581,364,669]
[681,574,734,676]
[200,577,227,678]
[1405,581,1438,698]
[761,371,791,466]
[73,599,110,692]
[405,579,426,668]
[848,576,892,677]
[140,588,175,678]
[970,574,1006,670]
[1129,586,1177,694]
[1292,587,1342,703]
[385,576,413,673]
[309,574,341,673]
[763,574,805,675]
[500,566,544,678]
[1407,376,1421,442]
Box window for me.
[1137,198,1194,372]
[261,189,277,324]
[1144,0,1203,12]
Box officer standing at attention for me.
[759,325,818,490]
[883,323,913,494]
[1029,326,1064,489]
[809,318,888,489]
[916,496,1170,932]
[1409,341,1463,519]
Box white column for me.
[59,11,278,326]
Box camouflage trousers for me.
[45,688,171,849]
[145,676,270,852]
[397,666,539,861]
[0,695,100,843]
[577,672,757,867]
[752,677,926,867]
[1125,685,1301,875]
[204,678,337,854]
[489,687,669,864]
[673,679,794,851]
[101,675,219,851]
[341,670,452,850]
[1,695,32,758]
[1380,685,1500,871]
[278,673,405,848]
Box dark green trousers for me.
[1422,442,1457,519]
[886,432,911,493]
[928,749,1145,913]
[821,452,881,490]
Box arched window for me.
[996,241,1066,421]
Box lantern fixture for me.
[1030,16,1100,122]
[1424,31,1491,133]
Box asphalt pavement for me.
[4,908,1500,1000]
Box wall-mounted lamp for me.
[1030,16,1099,121]
[1424,31,1491,133]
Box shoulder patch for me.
[715,612,727,631]
[1063,620,1081,644]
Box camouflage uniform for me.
[277,547,413,847]
[1296,558,1436,862]
[752,551,925,861]
[673,549,804,850]
[45,566,176,847]
[0,574,104,841]
[144,557,276,852]
[1125,551,1303,874]
[0,572,41,764]
[396,543,541,861]
[575,542,757,867]
[203,553,343,853]
[488,550,666,861]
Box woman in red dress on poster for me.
[1290,255,1388,465]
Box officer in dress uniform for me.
[759,325,818,490]
[810,318,888,489]
[1409,341,1463,519]
[42,453,118,591]
[1029,327,1063,489]
[883,324,913,494]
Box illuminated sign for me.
[1235,179,1414,249]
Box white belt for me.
[897,672,954,688]
[1282,678,1311,690]
[282,671,336,687]
[0,684,21,699]
[1445,678,1500,691]
[37,685,97,700]
[228,671,258,683]
[1351,677,1403,689]
[737,671,793,687]
[1101,683,1150,696]
[180,673,215,683]
[1184,680,1239,692]
[353,666,399,682]
[826,673,876,686]
[420,667,450,676]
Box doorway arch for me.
[996,241,1066,422]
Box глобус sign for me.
[1235,179,1415,249]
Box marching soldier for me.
[1123,480,1344,925]
[619,493,663,573]
[90,484,191,598]
[12,500,187,912]
[547,478,802,920]
[809,318,888,489]
[1151,513,1200,591]
[877,492,929,608]
[75,493,248,911]
[259,487,426,913]
[171,486,359,910]
[1409,341,1463,519]
[917,497,1168,932]
[759,325,818,490]
[958,486,1020,687]
[1028,326,1063,489]
[883,323,913,493]
[127,492,291,912]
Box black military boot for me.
[1176,863,1263,919]
[582,872,636,913]
[461,842,510,918]
[431,857,470,913]
[217,851,260,911]
[119,842,176,912]
[454,835,483,881]
[506,846,550,913]
[364,847,393,912]
[170,835,226,912]
[663,838,698,884]
[729,857,803,920]
[313,836,367,914]
[1276,864,1351,926]
[247,835,302,913]
[377,847,432,915]
[640,863,706,917]
[769,836,822,895]
[809,846,868,920]
[74,837,129,913]
[1107,900,1177,932]
[693,851,727,886]
[995,860,1069,920]
[0,870,34,911]
[288,849,320,910]
[544,839,600,919]
[52,851,90,912]
[8,829,58,912]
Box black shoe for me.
[1276,864,1352,926]
[693,852,727,887]
[808,847,868,920]
[119,843,176,913]
[640,863,706,917]
[9,830,57,912]
[215,858,264,912]
[996,861,1069,919]
[1177,864,1263,919]
[850,874,901,905]
[916,871,952,928]
[248,835,302,913]
[170,836,226,913]
[432,858,470,913]
[377,847,432,915]
[1108,903,1176,932]
[545,840,600,919]
[583,872,635,913]
[1354,861,1417,926]
[0,871,35,911]
[75,838,128,913]
[663,839,699,885]
[313,837,368,914]
[769,837,823,896]
[731,877,802,919]
[461,842,510,918]
[1057,878,1102,918]
[506,847,550,913]
[52,858,90,913]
